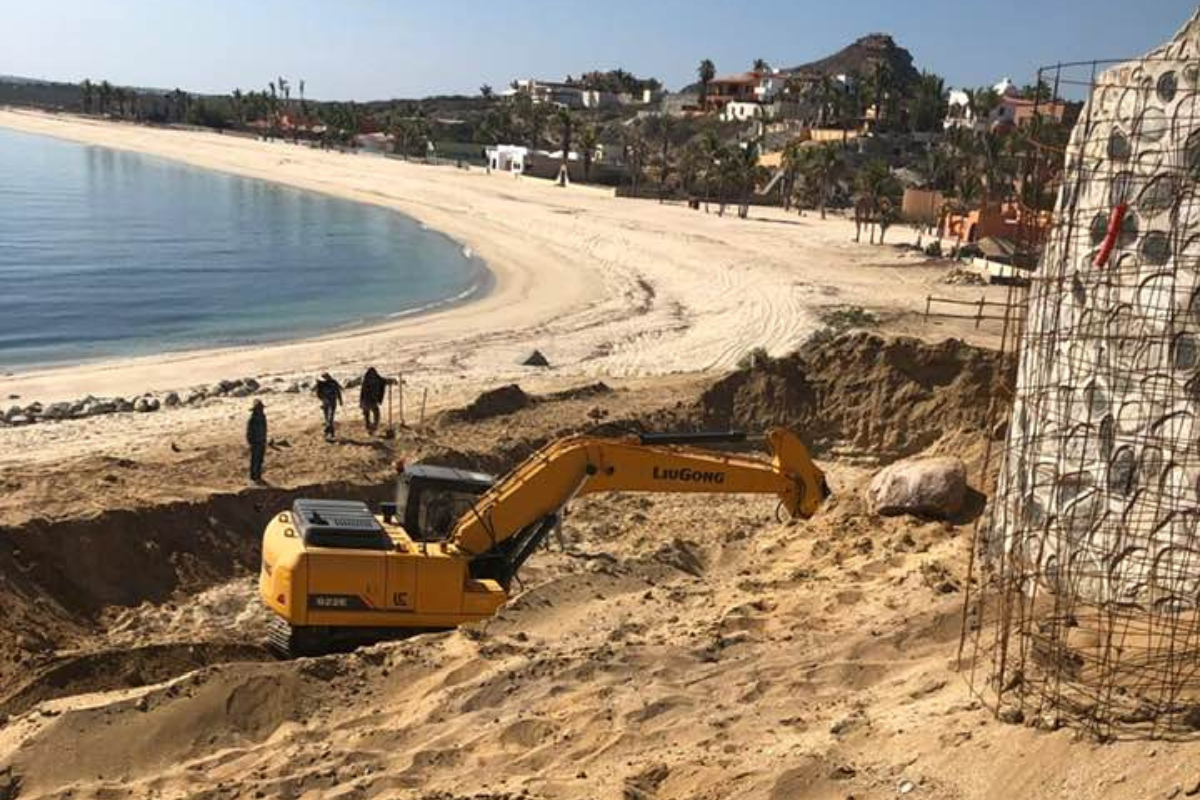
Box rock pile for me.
[0,376,309,428]
[942,267,988,286]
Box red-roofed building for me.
[990,96,1071,130]
[703,71,762,111]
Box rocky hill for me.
[786,33,920,86]
[682,33,920,93]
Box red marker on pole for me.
[1093,203,1128,268]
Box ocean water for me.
[0,127,488,368]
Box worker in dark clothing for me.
[315,372,343,441]
[246,400,268,482]
[359,367,387,434]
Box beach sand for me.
[0,108,1009,475]
[0,108,1000,400]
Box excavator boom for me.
[451,427,827,557]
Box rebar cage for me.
[961,13,1200,740]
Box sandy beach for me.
[0,108,1000,404]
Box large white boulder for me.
[869,456,967,519]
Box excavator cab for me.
[389,464,495,542]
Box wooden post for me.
[397,373,405,426]
[975,296,986,328]
[924,295,932,321]
[420,387,428,427]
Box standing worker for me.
[246,400,268,483]
[315,372,343,441]
[359,366,387,434]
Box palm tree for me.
[698,59,716,107]
[780,140,806,211]
[171,88,190,124]
[813,75,836,127]
[554,108,573,186]
[80,79,94,114]
[579,124,598,182]
[910,71,946,133]
[727,144,762,219]
[622,125,648,195]
[479,105,515,145]
[643,115,680,202]
[802,144,843,219]
[968,86,1001,127]
[836,75,863,146]
[479,84,494,100]
[868,61,895,130]
[753,58,770,73]
[854,160,902,243]
[267,81,278,134]
[698,130,723,212]
[231,89,245,126]
[98,80,112,115]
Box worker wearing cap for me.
[247,400,268,483]
[315,372,343,441]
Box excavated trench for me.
[0,333,1012,716]
[0,480,398,714]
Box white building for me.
[755,70,785,103]
[581,89,619,110]
[485,145,529,173]
[944,88,977,130]
[508,79,586,109]
[721,100,773,122]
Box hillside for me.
[786,33,921,86]
[682,33,920,93]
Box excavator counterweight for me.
[259,427,828,656]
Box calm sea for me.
[0,127,488,368]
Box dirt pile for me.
[439,382,615,427]
[440,384,533,424]
[697,332,1013,461]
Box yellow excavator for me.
[259,428,828,656]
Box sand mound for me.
[697,332,1013,461]
[0,642,271,718]
[440,384,533,424]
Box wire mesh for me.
[962,14,1200,741]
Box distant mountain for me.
[0,74,61,86]
[680,33,921,93]
[785,33,920,86]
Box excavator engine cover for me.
[291,499,391,550]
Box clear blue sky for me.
[3,0,1197,100]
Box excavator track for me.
[268,616,432,658]
[267,617,331,659]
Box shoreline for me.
[0,107,1002,410]
[0,107,595,402]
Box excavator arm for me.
[450,428,828,569]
